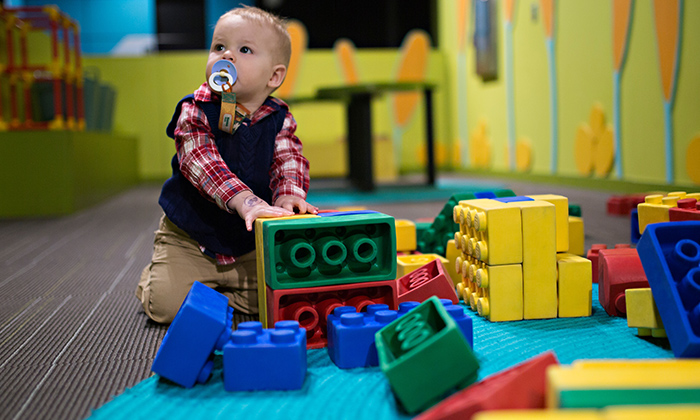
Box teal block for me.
[375,296,479,414]
[260,213,397,289]
[559,388,700,409]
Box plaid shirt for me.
[173,83,310,264]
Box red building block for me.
[587,244,631,284]
[669,198,700,222]
[266,280,398,349]
[598,248,649,317]
[415,351,558,420]
[607,194,647,216]
[397,259,459,305]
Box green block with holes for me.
[375,296,479,414]
[258,213,397,289]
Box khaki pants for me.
[136,215,258,324]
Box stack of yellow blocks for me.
[637,191,700,234]
[453,195,592,322]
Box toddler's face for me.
[206,15,281,102]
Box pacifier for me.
[208,60,238,93]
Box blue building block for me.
[637,221,700,357]
[319,210,379,217]
[631,208,641,244]
[474,191,497,199]
[223,320,307,391]
[328,310,398,369]
[444,304,474,348]
[151,281,233,388]
[326,306,358,362]
[494,196,535,203]
[398,301,420,315]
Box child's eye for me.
[240,46,252,54]
[214,44,225,51]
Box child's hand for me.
[274,195,319,215]
[228,191,294,231]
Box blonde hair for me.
[218,6,291,67]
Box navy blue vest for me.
[159,94,287,258]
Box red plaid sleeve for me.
[174,100,249,212]
[269,109,310,203]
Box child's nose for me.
[222,49,236,62]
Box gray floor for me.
[0,175,632,419]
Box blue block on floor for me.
[630,208,641,244]
[326,306,358,362]
[637,221,700,358]
[443,304,474,348]
[493,196,535,203]
[223,320,307,391]
[151,281,233,388]
[328,310,399,369]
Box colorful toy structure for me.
[454,194,592,322]
[0,5,84,131]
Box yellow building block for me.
[396,253,449,279]
[395,219,417,252]
[626,288,666,338]
[456,198,523,265]
[604,405,700,420]
[474,406,700,420]
[568,216,585,256]
[473,409,601,420]
[638,194,673,234]
[475,263,523,322]
[444,239,461,287]
[546,359,700,409]
[254,214,319,327]
[506,200,557,320]
[556,253,592,318]
[527,194,570,253]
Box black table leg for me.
[424,88,436,186]
[347,93,374,191]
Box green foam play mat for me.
[90,284,673,419]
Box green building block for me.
[258,213,397,289]
[559,388,700,409]
[418,190,515,256]
[375,296,479,414]
[569,203,582,217]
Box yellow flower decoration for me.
[687,134,700,185]
[470,120,492,169]
[574,103,615,177]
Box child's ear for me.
[268,64,287,89]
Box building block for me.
[597,248,649,317]
[415,351,558,420]
[474,263,524,322]
[254,215,318,327]
[637,193,682,234]
[526,194,569,253]
[472,406,700,420]
[606,193,647,216]
[569,203,582,217]
[375,296,479,414]
[546,359,700,408]
[556,253,592,318]
[326,305,361,363]
[456,198,523,266]
[151,281,233,388]
[327,309,398,368]
[669,198,700,222]
[222,320,306,391]
[397,253,450,278]
[443,304,474,348]
[637,221,700,357]
[506,200,557,320]
[256,212,396,289]
[396,219,417,252]
[397,259,459,305]
[493,196,535,203]
[444,239,461,287]
[568,216,585,256]
[418,190,516,257]
[630,209,641,244]
[586,244,631,284]
[265,279,398,348]
[625,288,665,337]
